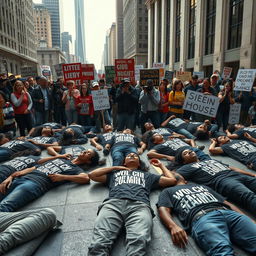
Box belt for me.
[192,206,228,223]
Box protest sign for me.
[183,90,220,117]
[40,65,51,78]
[135,65,144,82]
[164,71,174,81]
[153,62,165,68]
[228,103,241,124]
[176,71,192,82]
[20,66,38,78]
[159,68,165,81]
[193,71,204,79]
[234,69,256,92]
[222,67,232,80]
[91,89,110,111]
[82,64,95,81]
[62,63,82,85]
[54,64,64,78]
[115,59,135,84]
[105,66,115,84]
[140,69,160,87]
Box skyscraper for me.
[74,0,86,63]
[42,0,61,48]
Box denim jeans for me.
[111,144,138,166]
[35,110,49,126]
[176,128,196,139]
[0,148,12,163]
[65,109,78,125]
[117,113,135,131]
[191,209,256,256]
[88,198,153,256]
[0,178,47,212]
[141,111,160,133]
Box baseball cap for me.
[92,82,99,87]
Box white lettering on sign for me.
[91,89,110,111]
[63,65,81,72]
[183,91,220,117]
[228,103,241,124]
[234,69,256,92]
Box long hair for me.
[30,126,54,137]
[79,83,90,97]
[172,79,183,97]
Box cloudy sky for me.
[33,0,116,70]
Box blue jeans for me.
[191,209,256,256]
[176,128,196,139]
[0,148,12,163]
[35,110,49,126]
[0,178,47,212]
[111,144,138,166]
[117,113,135,131]
[65,109,78,125]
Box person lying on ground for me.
[0,208,59,254]
[157,176,256,256]
[47,144,86,158]
[161,115,218,140]
[147,133,208,162]
[88,152,177,256]
[104,128,146,166]
[28,122,64,137]
[90,124,117,151]
[154,148,256,214]
[227,123,256,142]
[209,136,256,170]
[0,149,102,212]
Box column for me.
[194,0,204,72]
[179,0,189,70]
[161,0,167,64]
[168,0,176,70]
[154,0,159,63]
[240,0,255,68]
[147,4,153,67]
[213,0,228,73]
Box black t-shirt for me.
[109,133,141,148]
[221,140,256,164]
[25,158,84,190]
[67,124,86,133]
[1,140,40,154]
[176,159,240,193]
[167,118,187,130]
[43,122,63,129]
[186,122,202,134]
[28,136,57,149]
[152,128,173,137]
[106,169,160,205]
[157,184,226,230]
[234,127,256,140]
[60,126,88,144]
[153,138,189,156]
[97,132,116,146]
[60,145,86,158]
[0,156,40,182]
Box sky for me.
[33,0,116,70]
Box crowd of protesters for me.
[0,71,256,255]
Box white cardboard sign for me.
[228,103,241,124]
[222,67,232,79]
[183,91,220,117]
[91,89,110,111]
[234,69,256,92]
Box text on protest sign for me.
[82,64,95,81]
[153,62,165,68]
[62,63,82,85]
[234,69,256,92]
[115,59,135,84]
[164,70,174,81]
[40,65,51,77]
[228,103,241,124]
[140,69,160,87]
[20,66,38,78]
[222,67,232,80]
[105,66,115,84]
[91,89,110,111]
[54,63,64,78]
[183,90,220,117]
[135,65,144,82]
[176,71,192,82]
[193,71,204,79]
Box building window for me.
[205,0,216,55]
[175,0,181,62]
[228,0,244,49]
[188,0,196,59]
[166,0,171,65]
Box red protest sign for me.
[82,64,95,81]
[62,63,82,85]
[115,59,135,84]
